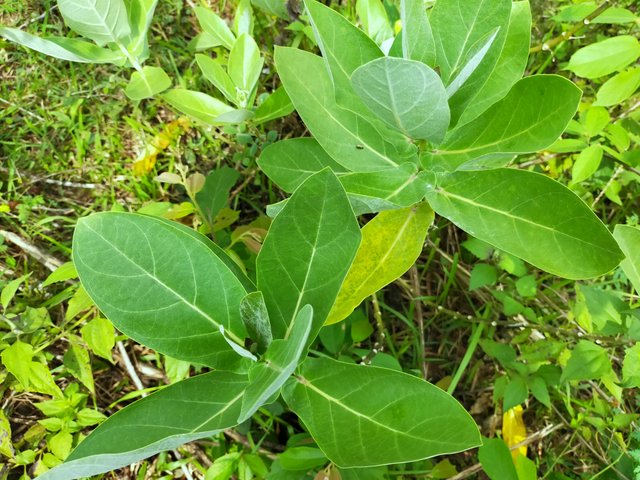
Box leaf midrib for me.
[437,189,617,254]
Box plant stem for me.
[530,2,610,53]
[447,321,485,394]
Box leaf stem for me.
[529,1,610,53]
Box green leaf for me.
[196,54,238,105]
[275,47,417,172]
[327,204,434,325]
[228,33,263,102]
[356,0,393,45]
[400,0,435,66]
[240,291,272,353]
[592,7,638,24]
[195,167,240,229]
[1,341,63,397]
[0,409,14,459]
[469,263,497,290]
[594,68,640,107]
[0,28,125,64]
[561,340,612,383]
[161,89,234,125]
[42,262,77,287]
[238,305,313,422]
[258,138,347,192]
[304,0,383,107]
[250,0,288,18]
[431,0,511,124]
[72,212,249,369]
[622,343,640,389]
[428,168,623,279]
[253,86,295,124]
[478,438,518,480]
[503,377,527,411]
[282,357,480,467]
[339,165,431,207]
[257,170,361,340]
[430,75,580,171]
[279,447,328,471]
[566,36,640,79]
[126,0,158,60]
[570,144,603,185]
[234,0,254,36]
[63,336,94,394]
[351,57,450,143]
[458,1,532,126]
[57,0,131,46]
[613,225,640,295]
[194,6,235,50]
[37,371,248,480]
[1,273,30,310]
[125,66,171,100]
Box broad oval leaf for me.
[282,357,481,467]
[238,304,313,422]
[400,0,435,66]
[258,138,347,193]
[73,212,249,368]
[0,28,126,64]
[427,168,623,279]
[594,67,640,107]
[240,291,272,353]
[427,75,581,171]
[57,0,131,47]
[351,57,450,143]
[566,35,640,79]
[196,54,238,105]
[327,203,434,325]
[161,89,234,125]
[195,167,240,229]
[36,371,248,480]
[194,6,235,50]
[431,0,511,125]
[126,0,159,60]
[252,86,295,124]
[256,169,361,341]
[304,0,383,107]
[613,225,640,294]
[457,1,532,126]
[275,47,417,172]
[228,33,263,99]
[125,66,171,100]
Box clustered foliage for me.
[1,0,640,479]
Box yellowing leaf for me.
[326,203,434,325]
[503,405,527,461]
[132,117,191,175]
